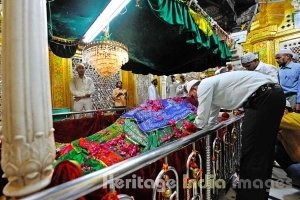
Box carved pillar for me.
[160,75,167,99]
[1,0,56,197]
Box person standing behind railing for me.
[241,52,278,82]
[276,49,300,112]
[112,81,127,114]
[69,63,95,118]
[186,71,285,200]
[167,75,179,98]
[176,74,188,97]
[148,78,160,100]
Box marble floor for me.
[219,166,300,200]
[269,166,300,200]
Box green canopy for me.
[48,0,233,75]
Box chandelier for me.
[82,39,129,77]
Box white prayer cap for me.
[75,63,85,70]
[240,53,258,64]
[186,80,200,94]
[276,48,293,56]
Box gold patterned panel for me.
[246,25,278,43]
[276,3,294,33]
[49,51,72,109]
[242,43,253,53]
[253,2,285,30]
[252,40,276,65]
[121,70,137,108]
[243,1,299,66]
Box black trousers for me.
[236,87,285,200]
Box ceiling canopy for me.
[47,0,256,75]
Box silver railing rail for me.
[52,107,127,116]
[22,115,244,200]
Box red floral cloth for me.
[53,112,120,143]
[79,138,124,166]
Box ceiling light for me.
[82,27,129,77]
[82,0,131,43]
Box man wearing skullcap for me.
[275,48,300,112]
[185,79,200,107]
[188,71,285,200]
[148,78,160,100]
[166,75,179,98]
[176,74,188,97]
[70,63,95,118]
[240,52,278,81]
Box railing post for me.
[205,135,211,200]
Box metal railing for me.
[52,107,128,117]
[52,107,128,121]
[22,114,244,200]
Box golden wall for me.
[243,1,300,66]
[121,70,137,108]
[49,52,138,109]
[49,51,72,109]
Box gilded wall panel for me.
[49,51,72,109]
[252,40,276,65]
[121,70,137,108]
[243,1,298,67]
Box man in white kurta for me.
[167,75,179,98]
[70,63,95,118]
[148,78,160,100]
[176,74,188,97]
[241,52,278,82]
[192,71,285,200]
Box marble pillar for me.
[160,75,167,99]
[1,0,56,197]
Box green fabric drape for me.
[147,0,231,61]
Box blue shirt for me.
[278,61,300,103]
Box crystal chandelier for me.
[82,38,129,77]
